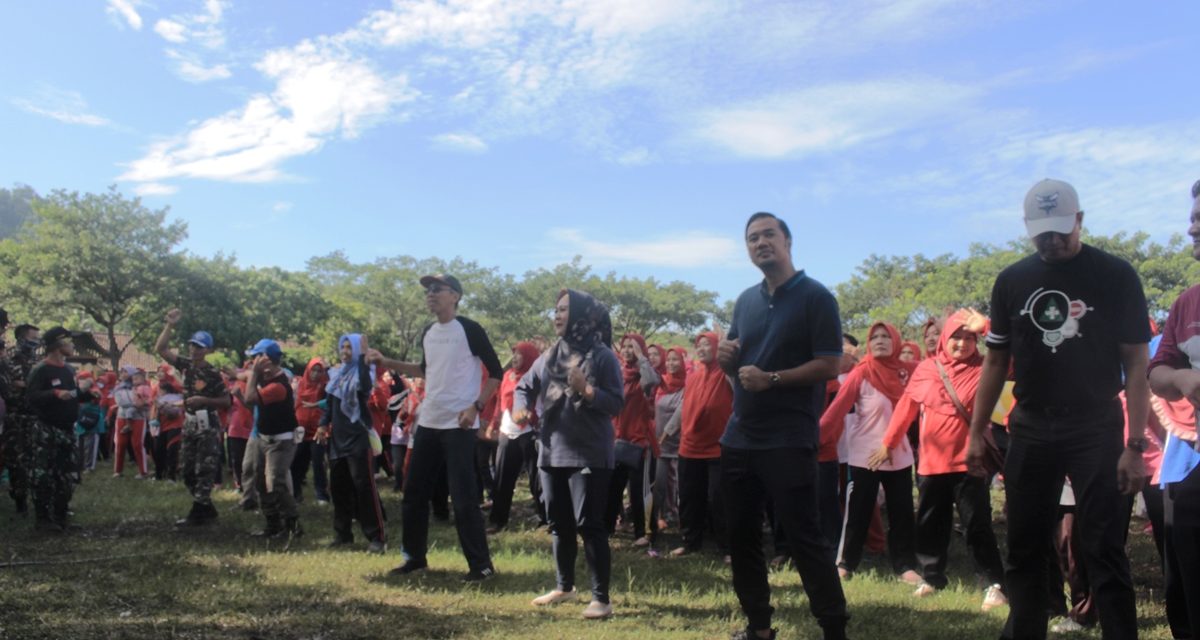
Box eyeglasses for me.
[425,286,453,295]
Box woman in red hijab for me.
[488,341,544,533]
[293,358,328,504]
[606,332,660,547]
[867,309,1007,608]
[666,331,733,558]
[820,321,920,583]
[648,345,688,553]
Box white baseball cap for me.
[1023,179,1081,238]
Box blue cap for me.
[245,338,283,362]
[188,331,214,349]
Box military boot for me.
[251,516,283,538]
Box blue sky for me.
[2,1,1199,303]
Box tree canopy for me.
[3,186,1198,367]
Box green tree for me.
[132,255,331,363]
[0,186,186,369]
[0,183,36,240]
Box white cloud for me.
[430,132,488,153]
[692,79,981,159]
[154,0,227,48]
[166,50,232,82]
[154,19,188,44]
[272,201,293,213]
[616,147,652,166]
[866,121,1200,240]
[120,40,412,187]
[546,228,741,268]
[106,0,143,30]
[133,182,178,196]
[11,88,112,127]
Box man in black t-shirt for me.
[154,308,231,527]
[967,179,1150,640]
[26,327,80,532]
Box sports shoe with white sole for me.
[582,600,613,619]
[981,584,1008,612]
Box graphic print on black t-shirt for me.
[1019,287,1094,352]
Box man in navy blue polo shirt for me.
[718,212,849,640]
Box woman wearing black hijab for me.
[513,289,624,620]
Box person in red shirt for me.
[605,332,660,546]
[666,332,732,558]
[820,322,919,583]
[868,309,1007,610]
[112,366,152,478]
[225,368,253,495]
[487,341,543,533]
[293,358,328,504]
[152,374,185,482]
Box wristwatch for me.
[473,400,485,413]
[1125,437,1148,453]
[768,372,782,387]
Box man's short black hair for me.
[1192,179,1200,199]
[842,333,859,348]
[14,324,38,340]
[744,211,792,241]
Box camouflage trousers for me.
[30,421,75,521]
[181,416,221,506]
[1,413,33,502]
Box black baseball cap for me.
[419,273,463,294]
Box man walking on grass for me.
[967,179,1149,640]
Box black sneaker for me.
[390,559,428,575]
[462,566,496,582]
[366,540,386,554]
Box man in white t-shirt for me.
[369,274,503,582]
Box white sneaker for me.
[582,600,612,619]
[981,584,1008,612]
[531,589,576,606]
[913,582,937,598]
[1050,617,1084,633]
[898,569,923,585]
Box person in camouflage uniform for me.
[154,308,230,527]
[1,322,41,515]
[25,327,80,532]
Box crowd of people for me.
[0,178,1198,640]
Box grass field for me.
[0,472,1174,639]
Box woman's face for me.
[511,349,524,370]
[695,337,714,363]
[923,324,940,356]
[868,326,894,358]
[309,364,324,381]
[620,338,641,364]
[132,372,145,386]
[945,328,978,361]
[648,348,662,369]
[553,295,569,337]
[665,351,683,374]
[340,340,353,363]
[899,345,917,363]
